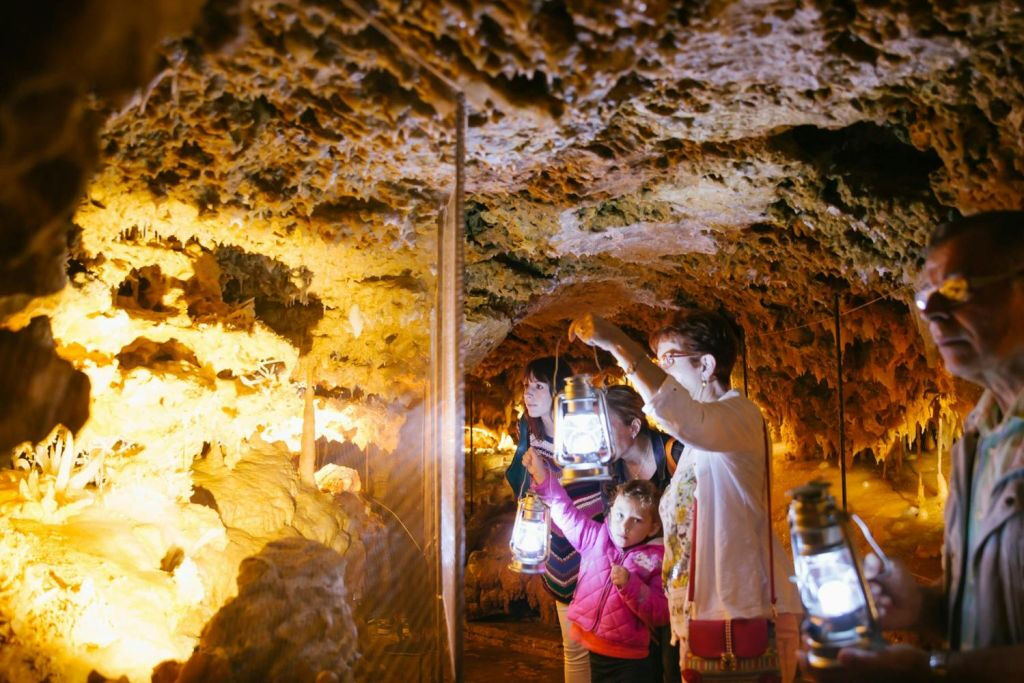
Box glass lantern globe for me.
[508,493,551,574]
[788,481,883,669]
[553,375,615,484]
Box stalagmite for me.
[300,361,316,487]
[52,427,75,495]
[936,416,949,503]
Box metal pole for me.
[834,294,847,511]
[741,329,749,397]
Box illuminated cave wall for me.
[1,1,441,680]
[2,0,1024,680]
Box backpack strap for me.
[664,436,680,476]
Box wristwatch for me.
[927,650,949,679]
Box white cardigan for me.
[645,376,802,620]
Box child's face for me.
[608,495,659,549]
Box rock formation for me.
[154,537,359,683]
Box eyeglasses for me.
[656,350,702,368]
[914,267,1024,312]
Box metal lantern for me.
[508,493,551,574]
[553,374,615,484]
[788,481,883,668]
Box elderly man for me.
[832,210,1024,681]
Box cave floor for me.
[772,450,947,582]
[464,617,562,682]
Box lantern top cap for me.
[520,491,547,509]
[562,374,599,398]
[788,480,833,502]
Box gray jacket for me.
[944,425,1024,649]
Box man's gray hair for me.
[929,210,1024,251]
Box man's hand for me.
[610,564,629,587]
[864,554,922,630]
[837,644,930,682]
[522,447,547,485]
[798,644,930,683]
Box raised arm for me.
[534,471,603,552]
[568,314,665,403]
[644,376,761,453]
[568,314,760,452]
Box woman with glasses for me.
[568,309,803,681]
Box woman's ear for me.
[630,418,642,439]
[701,354,717,382]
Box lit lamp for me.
[508,493,551,574]
[553,375,615,484]
[788,481,883,668]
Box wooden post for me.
[432,92,467,683]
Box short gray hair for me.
[929,210,1024,252]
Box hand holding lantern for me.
[788,481,884,669]
[553,374,615,484]
[508,492,551,574]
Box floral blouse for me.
[660,451,696,589]
[659,449,697,635]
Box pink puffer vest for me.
[537,477,669,659]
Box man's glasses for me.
[656,350,702,368]
[914,267,1024,312]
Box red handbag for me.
[681,422,781,683]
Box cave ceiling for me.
[4,0,1023,461]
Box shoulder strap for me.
[687,497,698,604]
[763,419,777,611]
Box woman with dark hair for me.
[505,356,575,498]
[505,356,596,682]
[568,310,802,682]
[604,385,677,492]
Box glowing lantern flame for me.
[553,375,615,484]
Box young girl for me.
[527,450,669,681]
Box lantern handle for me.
[849,513,893,573]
